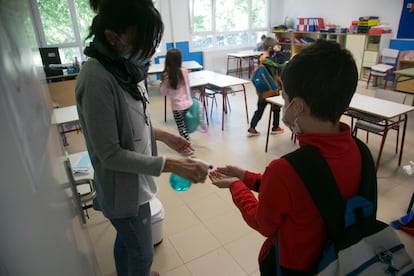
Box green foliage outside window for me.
[37,0,75,44]
[190,0,269,48]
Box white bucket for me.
[150,197,165,246]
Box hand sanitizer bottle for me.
[169,159,213,192]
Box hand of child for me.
[209,169,239,189]
[213,165,245,180]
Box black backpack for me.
[277,138,414,275]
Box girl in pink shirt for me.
[160,48,193,141]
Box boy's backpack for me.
[251,65,280,99]
[278,137,414,275]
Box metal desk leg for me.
[265,104,273,152]
[221,90,226,131]
[164,96,167,122]
[242,84,249,123]
[398,114,408,166]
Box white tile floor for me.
[66,78,414,276]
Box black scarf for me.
[84,38,150,124]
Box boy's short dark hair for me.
[281,39,358,123]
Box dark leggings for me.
[173,109,190,141]
[250,98,280,129]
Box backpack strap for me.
[283,145,345,237]
[353,138,378,216]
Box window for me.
[189,0,269,50]
[31,0,95,65]
[31,0,161,65]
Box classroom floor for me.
[65,78,414,276]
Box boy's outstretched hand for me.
[209,170,238,188]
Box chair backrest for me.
[380,48,399,65]
[374,89,406,104]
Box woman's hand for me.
[209,169,239,188]
[163,157,208,183]
[154,128,194,154]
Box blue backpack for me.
[251,66,280,99]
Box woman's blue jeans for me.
[110,202,153,276]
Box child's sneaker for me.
[271,127,284,134]
[248,128,260,136]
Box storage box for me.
[367,28,392,34]
[296,17,325,32]
[358,19,379,26]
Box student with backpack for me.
[248,37,285,136]
[209,40,372,275]
[160,48,193,143]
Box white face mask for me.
[281,99,302,134]
[122,47,152,67]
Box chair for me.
[63,157,96,224]
[205,85,233,116]
[352,89,407,171]
[366,48,399,89]
[203,87,218,118]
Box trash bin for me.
[149,197,165,246]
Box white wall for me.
[272,0,404,39]
[160,0,405,72]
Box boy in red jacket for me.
[210,40,364,275]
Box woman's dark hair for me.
[87,0,164,60]
[162,48,184,90]
[281,39,358,123]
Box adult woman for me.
[76,0,208,275]
[210,40,370,275]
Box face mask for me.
[281,99,302,134]
[122,47,152,67]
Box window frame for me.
[189,0,270,51]
[29,0,163,63]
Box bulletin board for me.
[397,0,414,38]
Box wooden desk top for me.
[267,94,414,119]
[189,70,250,88]
[227,50,262,58]
[148,60,203,74]
[266,95,284,107]
[349,93,414,119]
[394,67,414,77]
[52,105,79,125]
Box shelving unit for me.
[291,31,320,56]
[273,31,392,79]
[273,31,293,59]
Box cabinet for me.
[345,34,366,78]
[360,34,392,79]
[273,31,392,79]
